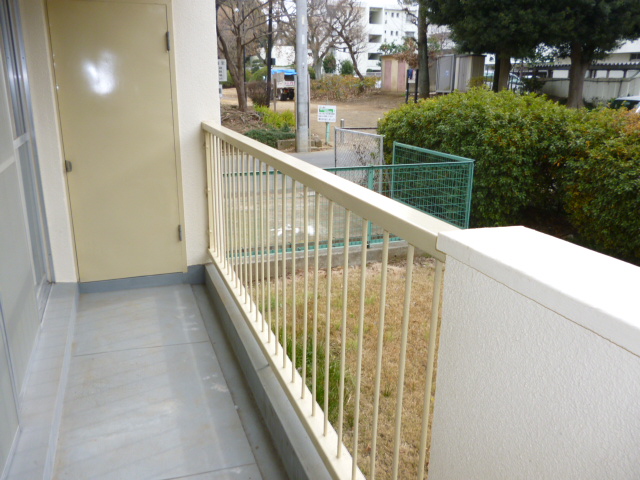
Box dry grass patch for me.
[259,254,440,478]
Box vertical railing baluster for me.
[324,201,334,436]
[312,194,321,416]
[224,141,232,275]
[212,136,221,257]
[391,245,415,480]
[235,148,242,290]
[352,219,370,480]
[291,181,297,383]
[244,156,254,313]
[205,133,214,253]
[253,156,259,322]
[241,152,248,303]
[274,171,280,356]
[216,137,225,263]
[266,166,272,344]
[282,174,287,368]
[302,186,309,399]
[260,161,266,331]
[232,146,240,288]
[245,153,252,308]
[417,259,444,480]
[370,231,390,479]
[337,210,351,458]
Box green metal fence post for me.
[367,168,375,246]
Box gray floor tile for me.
[170,464,263,479]
[74,285,209,355]
[54,342,255,480]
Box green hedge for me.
[244,127,296,148]
[311,75,377,102]
[378,88,640,264]
[254,105,295,129]
[561,109,640,263]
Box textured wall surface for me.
[430,227,640,480]
[173,0,219,266]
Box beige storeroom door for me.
[47,0,185,282]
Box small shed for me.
[381,55,437,93]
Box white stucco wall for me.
[430,226,640,479]
[173,0,220,267]
[542,76,640,102]
[21,0,220,280]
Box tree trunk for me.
[492,53,500,92]
[235,36,248,111]
[497,54,511,91]
[216,27,248,111]
[347,45,364,80]
[314,56,323,80]
[567,42,590,109]
[417,3,429,99]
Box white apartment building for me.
[334,0,418,75]
[267,1,419,75]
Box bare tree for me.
[277,0,337,78]
[217,0,269,111]
[329,0,367,79]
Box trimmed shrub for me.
[323,53,337,74]
[311,75,377,101]
[340,60,354,76]
[379,88,578,226]
[246,81,269,107]
[378,88,640,264]
[561,109,640,263]
[244,126,296,148]
[254,105,295,129]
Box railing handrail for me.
[202,122,458,261]
[326,162,472,171]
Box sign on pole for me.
[218,59,228,82]
[318,105,337,123]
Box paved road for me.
[290,149,336,169]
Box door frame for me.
[48,0,188,278]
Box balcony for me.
[5,125,640,480]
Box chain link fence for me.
[334,127,384,169]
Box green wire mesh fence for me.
[222,143,473,259]
[391,142,474,228]
[327,142,475,230]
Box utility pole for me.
[266,0,273,107]
[295,0,309,152]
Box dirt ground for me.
[221,87,406,144]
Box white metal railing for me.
[202,122,458,479]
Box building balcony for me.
[4,124,640,480]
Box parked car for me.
[483,72,524,93]
[610,95,640,112]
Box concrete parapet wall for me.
[429,226,640,479]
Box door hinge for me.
[65,160,72,172]
[166,31,171,51]
[178,224,183,241]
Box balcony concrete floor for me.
[7,283,287,480]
